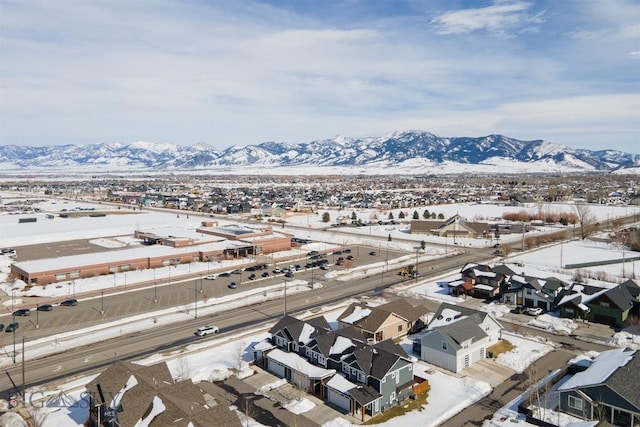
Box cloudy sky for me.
[1,0,638,152]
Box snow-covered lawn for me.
[496,332,555,373]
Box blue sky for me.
[1,0,638,152]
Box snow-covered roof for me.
[474,284,495,291]
[330,336,356,355]
[253,338,276,351]
[558,348,636,390]
[474,270,496,278]
[267,348,335,379]
[341,306,372,324]
[298,323,316,344]
[13,241,230,272]
[326,374,356,393]
[429,308,465,328]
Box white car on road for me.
[204,274,217,280]
[194,326,219,336]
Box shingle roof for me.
[606,351,640,411]
[601,285,636,311]
[268,314,332,343]
[433,314,488,349]
[350,340,410,379]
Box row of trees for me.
[321,210,448,223]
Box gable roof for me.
[268,314,332,344]
[346,340,410,379]
[428,314,489,350]
[559,348,637,395]
[428,302,491,328]
[309,326,366,359]
[339,299,428,334]
[597,285,636,311]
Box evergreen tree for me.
[322,212,330,223]
[423,210,430,219]
[388,212,394,220]
[412,210,419,219]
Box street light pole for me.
[36,304,39,329]
[12,313,16,364]
[154,281,158,303]
[100,290,104,314]
[194,286,198,319]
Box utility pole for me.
[283,279,287,316]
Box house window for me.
[568,395,583,411]
[358,372,364,382]
[398,325,403,332]
[292,343,298,351]
[390,392,396,402]
[527,289,533,295]
[442,341,448,351]
[600,301,610,308]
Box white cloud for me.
[430,1,545,37]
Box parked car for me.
[231,269,242,274]
[273,267,282,274]
[228,282,237,289]
[409,272,422,279]
[5,323,19,333]
[525,307,543,316]
[512,306,526,314]
[248,274,256,280]
[0,324,4,332]
[320,264,329,270]
[369,251,377,256]
[346,255,354,260]
[219,272,231,277]
[261,272,270,278]
[194,326,219,336]
[60,299,78,307]
[284,271,294,278]
[13,309,31,317]
[343,248,351,253]
[204,274,217,280]
[37,304,53,311]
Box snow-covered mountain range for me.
[1,131,638,175]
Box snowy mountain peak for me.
[0,131,637,174]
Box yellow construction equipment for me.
[399,265,416,277]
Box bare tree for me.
[232,341,246,374]
[574,204,597,240]
[173,357,192,382]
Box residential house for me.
[268,315,332,355]
[585,280,640,327]
[460,263,506,299]
[340,340,414,414]
[419,303,503,373]
[305,326,367,370]
[501,274,570,312]
[557,348,639,426]
[265,348,335,395]
[337,298,429,343]
[85,360,240,427]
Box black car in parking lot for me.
[13,309,30,317]
[5,323,19,333]
[60,299,78,307]
[261,272,270,278]
[228,282,237,289]
[37,304,53,311]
